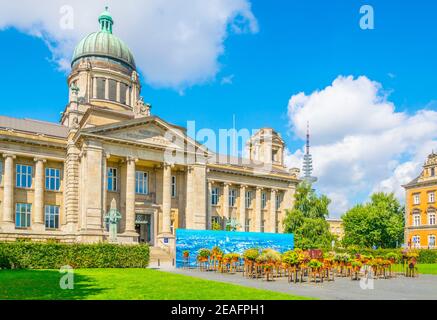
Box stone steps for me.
[149,246,174,263]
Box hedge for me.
[0,242,149,269]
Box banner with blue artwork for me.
[175,229,294,268]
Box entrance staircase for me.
[149,246,175,269]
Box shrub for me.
[282,250,300,266]
[0,242,149,269]
[308,259,323,269]
[243,248,260,261]
[418,250,437,264]
[197,248,211,260]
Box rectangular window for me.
[45,168,61,191]
[412,235,421,248]
[16,164,32,188]
[275,220,279,233]
[429,212,436,225]
[135,171,148,195]
[245,191,252,209]
[261,192,267,209]
[45,205,60,229]
[96,78,106,100]
[429,192,435,203]
[119,83,128,105]
[108,79,117,102]
[261,219,265,233]
[15,203,31,228]
[275,194,281,211]
[413,214,421,227]
[229,189,236,207]
[245,219,250,232]
[413,194,420,205]
[171,176,177,198]
[211,187,219,206]
[432,168,436,177]
[107,168,118,192]
[212,216,221,229]
[429,235,436,248]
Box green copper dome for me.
[71,7,136,70]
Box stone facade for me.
[0,10,300,251]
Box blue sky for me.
[0,0,436,215]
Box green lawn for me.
[391,264,437,275]
[0,268,310,300]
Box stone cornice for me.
[0,131,66,149]
[207,164,300,184]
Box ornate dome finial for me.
[99,6,114,34]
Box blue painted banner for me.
[175,229,294,268]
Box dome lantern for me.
[99,6,113,34]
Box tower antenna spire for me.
[302,121,317,184]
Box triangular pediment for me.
[103,122,175,147]
[80,116,209,154]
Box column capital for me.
[2,153,16,160]
[240,184,248,189]
[105,153,111,160]
[126,156,139,164]
[256,186,264,191]
[163,162,175,169]
[33,157,47,163]
[270,188,278,193]
[223,182,232,187]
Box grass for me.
[0,268,311,300]
[391,263,437,275]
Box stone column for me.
[125,157,137,233]
[162,163,172,234]
[223,183,230,227]
[2,154,16,229]
[33,158,46,232]
[185,166,194,229]
[126,85,130,107]
[116,82,121,103]
[255,187,262,232]
[207,181,213,230]
[270,189,277,233]
[92,77,97,99]
[104,78,109,100]
[239,185,246,232]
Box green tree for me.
[283,182,333,249]
[342,192,405,248]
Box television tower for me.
[302,122,317,184]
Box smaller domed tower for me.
[246,128,285,167]
[62,7,148,128]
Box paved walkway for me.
[164,268,437,300]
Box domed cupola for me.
[63,7,146,129]
[71,7,136,70]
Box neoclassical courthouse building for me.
[0,9,300,249]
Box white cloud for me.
[0,0,258,89]
[286,75,437,217]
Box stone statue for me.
[134,96,151,118]
[104,199,122,243]
[226,218,241,232]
